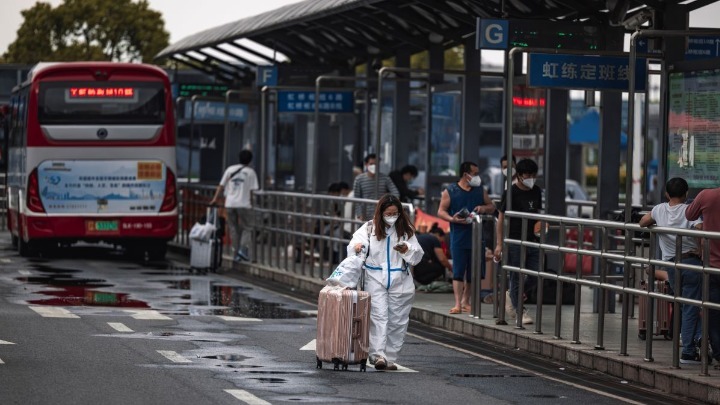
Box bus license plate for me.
[87,220,119,233]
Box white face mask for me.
[502,167,515,178]
[522,177,536,189]
[468,175,482,187]
[383,215,399,226]
[367,164,376,175]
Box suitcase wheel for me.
[316,357,322,369]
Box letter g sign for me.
[477,19,508,50]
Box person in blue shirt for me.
[437,162,495,314]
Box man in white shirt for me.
[639,177,703,364]
[210,150,259,262]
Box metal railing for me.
[250,190,414,280]
[498,210,720,375]
[174,186,720,375]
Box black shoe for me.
[680,353,702,365]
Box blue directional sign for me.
[256,65,278,87]
[528,54,647,91]
[277,91,354,113]
[636,36,720,61]
[184,101,248,123]
[477,19,508,50]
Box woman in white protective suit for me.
[348,194,424,371]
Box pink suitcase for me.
[316,285,371,371]
[638,280,672,340]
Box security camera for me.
[623,10,653,30]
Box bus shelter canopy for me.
[155,0,696,84]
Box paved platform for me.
[211,252,720,404]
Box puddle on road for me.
[14,266,310,319]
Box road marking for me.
[407,331,644,405]
[29,306,79,318]
[300,339,316,351]
[300,310,318,316]
[0,340,16,345]
[157,350,191,363]
[1,258,12,263]
[217,316,262,322]
[19,270,31,276]
[225,389,271,405]
[107,322,133,333]
[0,357,4,364]
[370,363,417,373]
[125,310,172,320]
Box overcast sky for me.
[2,0,720,59]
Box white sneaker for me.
[505,291,516,319]
[521,308,534,325]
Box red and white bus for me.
[7,62,177,259]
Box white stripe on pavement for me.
[0,340,16,345]
[225,389,271,405]
[29,306,79,318]
[107,322,134,333]
[370,363,417,373]
[157,350,191,363]
[125,310,172,320]
[300,310,318,316]
[300,339,316,351]
[0,357,4,364]
[19,270,31,276]
[217,316,262,322]
[1,258,12,263]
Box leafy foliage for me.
[3,0,169,63]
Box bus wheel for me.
[148,242,168,261]
[18,237,35,257]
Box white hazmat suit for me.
[347,221,424,364]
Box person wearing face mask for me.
[437,162,496,315]
[500,154,517,188]
[353,153,400,220]
[494,159,543,325]
[347,194,424,370]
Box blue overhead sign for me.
[277,91,354,113]
[256,66,278,87]
[477,19,508,50]
[637,37,720,61]
[183,101,248,123]
[528,54,647,91]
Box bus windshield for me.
[38,81,165,125]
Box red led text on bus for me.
[69,87,135,98]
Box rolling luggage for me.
[638,280,672,340]
[316,285,371,371]
[190,206,223,271]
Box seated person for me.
[413,225,452,285]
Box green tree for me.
[3,0,169,64]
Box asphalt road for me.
[0,238,694,405]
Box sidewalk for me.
[221,255,720,404]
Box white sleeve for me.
[248,169,259,191]
[347,222,371,257]
[400,233,425,266]
[219,167,231,187]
